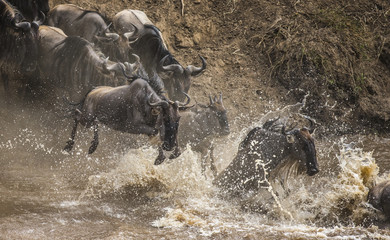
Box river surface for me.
[1,99,390,240]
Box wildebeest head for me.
[158,55,206,102]
[206,93,230,136]
[147,93,191,151]
[0,0,43,72]
[283,127,319,176]
[6,0,49,21]
[102,54,140,83]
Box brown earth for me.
[50,0,390,136]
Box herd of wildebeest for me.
[2,0,390,219]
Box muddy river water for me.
[1,99,390,240]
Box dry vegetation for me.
[49,0,390,135]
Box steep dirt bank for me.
[49,0,390,135]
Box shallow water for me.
[1,100,390,240]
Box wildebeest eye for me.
[286,135,295,143]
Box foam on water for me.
[80,133,390,238]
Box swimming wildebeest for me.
[36,26,136,94]
[213,118,319,197]
[178,93,230,177]
[368,180,390,219]
[46,4,119,43]
[63,78,191,165]
[0,0,44,97]
[112,9,206,101]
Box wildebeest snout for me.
[307,167,319,176]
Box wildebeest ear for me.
[286,134,295,143]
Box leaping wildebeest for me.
[63,78,192,165]
[213,118,319,197]
[178,93,230,177]
[36,26,137,95]
[112,9,206,101]
[0,0,43,97]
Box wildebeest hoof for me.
[63,140,74,152]
[88,143,98,154]
[169,148,181,159]
[154,154,166,165]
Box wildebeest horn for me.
[159,55,184,74]
[123,23,138,41]
[262,117,280,130]
[147,93,169,108]
[104,22,112,32]
[209,95,215,105]
[185,55,206,77]
[178,92,191,106]
[131,54,140,67]
[305,116,316,134]
[32,11,45,30]
[218,93,223,103]
[121,54,140,78]
[12,18,31,32]
[118,62,133,79]
[104,32,120,41]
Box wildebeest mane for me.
[73,9,110,29]
[134,64,165,95]
[0,0,21,27]
[50,36,109,90]
[132,24,180,67]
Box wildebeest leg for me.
[64,119,79,152]
[209,145,218,179]
[1,73,10,103]
[200,148,208,177]
[154,146,166,165]
[169,146,181,159]
[88,121,99,154]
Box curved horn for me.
[123,23,138,41]
[118,62,134,79]
[159,55,184,74]
[178,92,191,106]
[209,95,215,105]
[305,116,316,134]
[147,93,169,108]
[104,32,120,41]
[218,92,223,103]
[131,54,140,69]
[13,19,31,32]
[32,11,45,30]
[102,57,110,73]
[186,55,206,77]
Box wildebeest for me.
[213,118,319,197]
[0,0,43,97]
[6,0,49,22]
[112,9,206,101]
[368,180,390,218]
[63,78,191,165]
[37,26,136,95]
[46,4,119,43]
[178,93,230,177]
